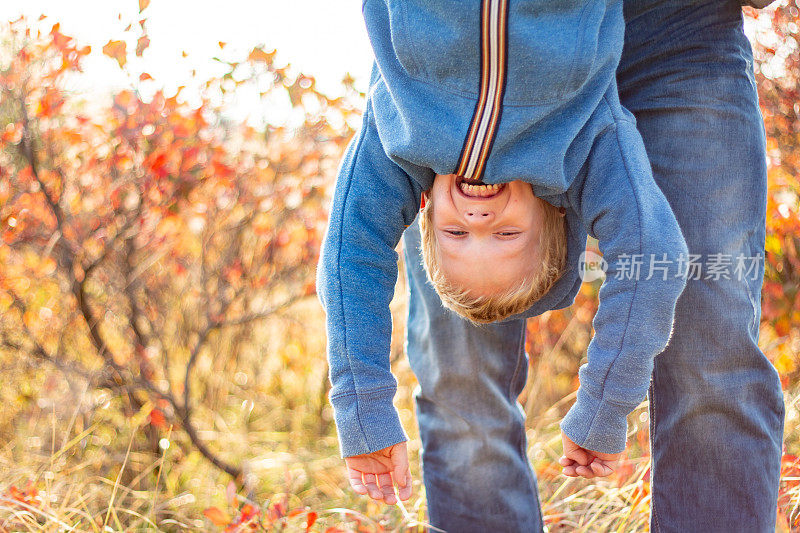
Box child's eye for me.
[445,230,467,236]
[496,231,520,237]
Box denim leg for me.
[402,221,544,533]
[618,1,785,531]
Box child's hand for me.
[344,442,412,505]
[559,430,622,479]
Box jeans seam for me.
[508,323,527,402]
[649,375,662,533]
[509,322,544,533]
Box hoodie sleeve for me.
[561,118,689,454]
[316,103,424,458]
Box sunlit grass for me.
[1,292,797,532]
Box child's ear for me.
[558,206,566,217]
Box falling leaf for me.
[139,0,150,12]
[136,35,150,57]
[218,41,227,49]
[102,39,127,68]
[247,47,275,64]
[139,72,153,81]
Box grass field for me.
[1,273,797,532]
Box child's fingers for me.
[362,473,383,500]
[574,464,597,479]
[348,470,369,496]
[589,459,614,477]
[376,472,396,504]
[565,447,593,467]
[397,466,412,501]
[561,464,579,477]
[560,456,580,477]
[392,461,407,488]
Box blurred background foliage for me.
[0,1,798,531]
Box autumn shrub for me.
[0,2,798,532]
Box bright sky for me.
[0,1,771,116]
[0,0,374,98]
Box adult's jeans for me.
[402,0,786,531]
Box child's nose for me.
[464,209,494,222]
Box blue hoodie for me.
[317,0,689,458]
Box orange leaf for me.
[247,47,275,64]
[203,507,231,527]
[136,35,150,57]
[1,123,22,144]
[306,511,318,531]
[102,40,127,68]
[139,0,151,12]
[239,503,260,521]
[139,72,153,81]
[218,41,227,49]
[148,408,167,429]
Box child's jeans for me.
[402,0,785,531]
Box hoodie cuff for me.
[559,385,637,455]
[330,388,408,458]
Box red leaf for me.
[306,511,318,531]
[148,408,167,429]
[240,503,259,520]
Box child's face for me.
[428,174,549,298]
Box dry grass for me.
[0,291,797,532]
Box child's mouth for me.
[456,176,505,198]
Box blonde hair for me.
[418,191,567,324]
